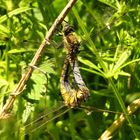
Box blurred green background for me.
[0,0,140,139]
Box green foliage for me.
[0,0,140,140]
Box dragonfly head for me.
[62,22,74,36]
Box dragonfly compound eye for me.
[63,24,74,36]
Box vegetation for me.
[0,0,140,139]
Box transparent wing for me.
[22,102,70,136]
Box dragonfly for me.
[22,16,132,136]
[60,22,89,107]
[22,22,91,131]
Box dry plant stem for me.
[0,0,77,119]
[99,98,140,140]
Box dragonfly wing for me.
[23,102,70,135]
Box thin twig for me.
[98,98,140,140]
[0,0,78,119]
